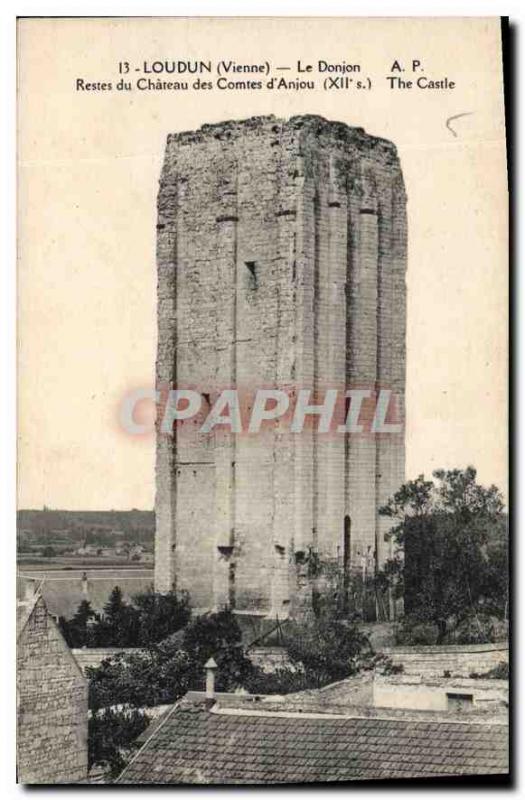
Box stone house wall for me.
[382,641,509,678]
[17,597,88,783]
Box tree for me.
[41,545,56,558]
[87,646,195,710]
[181,609,254,692]
[92,586,141,647]
[379,467,507,643]
[285,614,372,688]
[104,586,126,618]
[132,588,191,647]
[62,586,192,649]
[87,609,254,711]
[59,599,99,648]
[88,706,150,779]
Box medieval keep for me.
[155,115,407,619]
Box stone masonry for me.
[155,115,407,618]
[17,595,88,783]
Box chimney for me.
[204,657,218,699]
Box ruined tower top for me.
[163,114,404,174]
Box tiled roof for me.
[117,700,508,784]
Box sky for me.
[17,17,507,509]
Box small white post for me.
[204,657,218,699]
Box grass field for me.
[17,563,155,618]
[17,556,154,571]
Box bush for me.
[490,619,509,642]
[469,662,508,680]
[285,617,371,687]
[366,653,404,675]
[395,619,439,646]
[446,613,507,645]
[243,666,313,695]
[242,650,402,695]
[395,611,508,647]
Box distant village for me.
[17,509,155,564]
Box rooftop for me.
[117,692,509,785]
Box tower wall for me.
[155,115,407,617]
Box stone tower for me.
[155,115,406,619]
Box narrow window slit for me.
[245,261,258,289]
